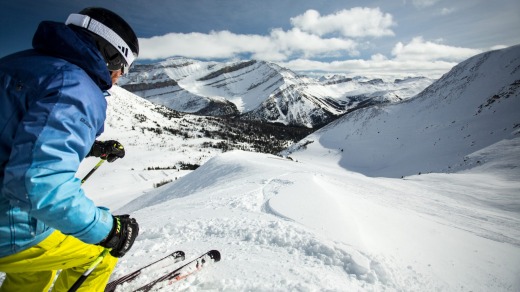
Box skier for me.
[0,7,140,291]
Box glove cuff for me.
[99,216,121,248]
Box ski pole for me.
[67,248,111,292]
[81,159,105,184]
[67,158,108,291]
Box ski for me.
[133,250,221,292]
[104,250,185,292]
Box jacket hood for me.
[32,21,112,90]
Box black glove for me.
[88,140,125,162]
[99,215,139,258]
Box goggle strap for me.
[66,13,136,66]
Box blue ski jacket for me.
[0,21,114,257]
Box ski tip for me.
[208,250,221,262]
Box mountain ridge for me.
[119,58,434,127]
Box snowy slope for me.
[109,147,519,291]
[285,45,520,177]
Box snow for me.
[1,46,519,291]
[91,147,519,291]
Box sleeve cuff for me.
[75,207,113,244]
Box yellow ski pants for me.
[0,230,118,292]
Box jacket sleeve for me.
[2,68,113,244]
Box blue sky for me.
[1,0,519,77]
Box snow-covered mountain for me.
[105,86,311,161]
[284,44,520,178]
[119,58,434,128]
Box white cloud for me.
[370,53,388,61]
[268,28,358,58]
[392,37,482,62]
[290,8,395,37]
[489,45,508,51]
[139,31,271,60]
[139,28,358,62]
[440,7,455,15]
[410,0,441,8]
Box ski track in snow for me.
[260,177,296,222]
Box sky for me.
[1,0,519,77]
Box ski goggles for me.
[103,44,134,74]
